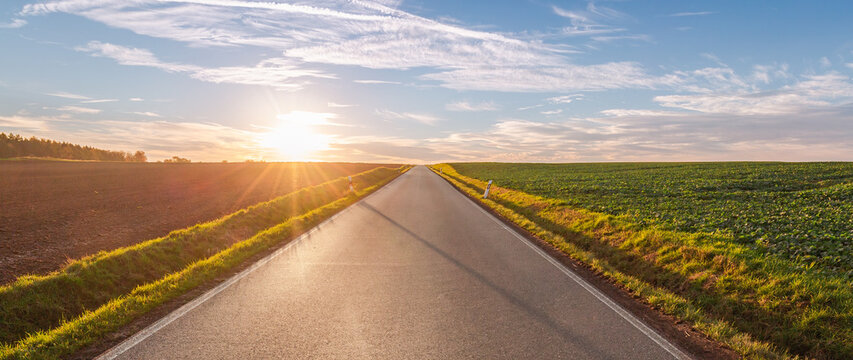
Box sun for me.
[258,112,332,161]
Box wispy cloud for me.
[552,2,647,42]
[81,99,119,104]
[548,94,584,104]
[45,91,90,100]
[21,0,666,93]
[0,110,288,161]
[0,19,27,28]
[57,105,102,114]
[445,101,500,112]
[353,79,402,85]
[0,113,49,131]
[540,109,563,115]
[518,104,543,111]
[656,73,853,115]
[413,104,853,162]
[130,111,161,117]
[669,11,716,17]
[353,80,402,85]
[422,62,678,92]
[129,97,144,102]
[375,109,441,125]
[591,34,652,43]
[77,41,332,90]
[327,102,354,108]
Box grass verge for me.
[0,166,409,359]
[430,164,852,360]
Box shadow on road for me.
[359,201,618,360]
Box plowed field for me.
[0,161,387,284]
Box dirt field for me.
[0,160,388,285]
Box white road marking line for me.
[447,174,692,360]
[96,172,409,360]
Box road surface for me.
[100,166,689,359]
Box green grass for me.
[451,162,853,276]
[432,164,852,360]
[0,166,408,359]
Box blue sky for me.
[2,0,853,163]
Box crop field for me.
[435,163,853,358]
[451,162,853,276]
[0,160,389,284]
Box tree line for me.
[0,132,147,162]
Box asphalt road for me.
[100,166,689,360]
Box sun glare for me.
[259,112,333,161]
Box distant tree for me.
[0,132,146,161]
[163,156,191,163]
[130,150,147,162]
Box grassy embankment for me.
[431,164,852,360]
[0,165,409,359]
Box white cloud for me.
[353,80,402,85]
[655,73,853,115]
[190,58,334,90]
[57,105,102,114]
[129,97,144,101]
[74,119,268,161]
[22,0,666,93]
[327,102,354,108]
[76,41,197,72]
[131,111,161,117]
[591,34,652,43]
[375,109,441,125]
[750,63,789,84]
[411,106,853,162]
[81,99,119,103]
[422,62,679,92]
[540,109,563,115]
[668,11,715,17]
[518,104,543,111]
[820,57,831,67]
[445,101,499,112]
[0,114,49,131]
[0,19,27,28]
[600,109,683,117]
[45,91,90,100]
[77,41,332,90]
[547,94,584,104]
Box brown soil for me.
[0,160,387,285]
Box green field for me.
[435,163,852,358]
[452,162,853,276]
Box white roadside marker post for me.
[483,180,493,199]
[348,176,354,193]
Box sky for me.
[1,0,853,163]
